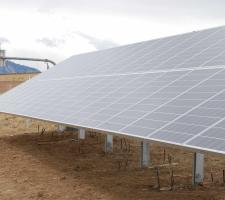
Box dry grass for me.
[0,73,38,82]
[0,73,38,93]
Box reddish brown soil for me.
[0,73,37,93]
[0,81,22,93]
[0,115,225,200]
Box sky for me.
[0,0,225,71]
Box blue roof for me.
[0,61,40,74]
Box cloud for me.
[0,37,10,49]
[2,0,225,21]
[37,7,52,14]
[0,37,10,44]
[76,31,118,50]
[36,37,65,48]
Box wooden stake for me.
[155,167,160,190]
[211,169,214,183]
[120,138,123,150]
[123,138,127,151]
[168,154,172,164]
[163,149,166,163]
[128,143,131,153]
[170,168,174,190]
[223,170,225,184]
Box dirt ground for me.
[0,73,38,93]
[0,73,38,82]
[1,74,225,200]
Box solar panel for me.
[1,26,225,155]
[38,25,225,80]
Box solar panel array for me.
[1,26,225,154]
[39,26,225,79]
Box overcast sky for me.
[0,0,225,70]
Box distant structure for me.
[0,60,40,74]
[0,48,40,74]
[0,47,55,73]
[0,49,6,67]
